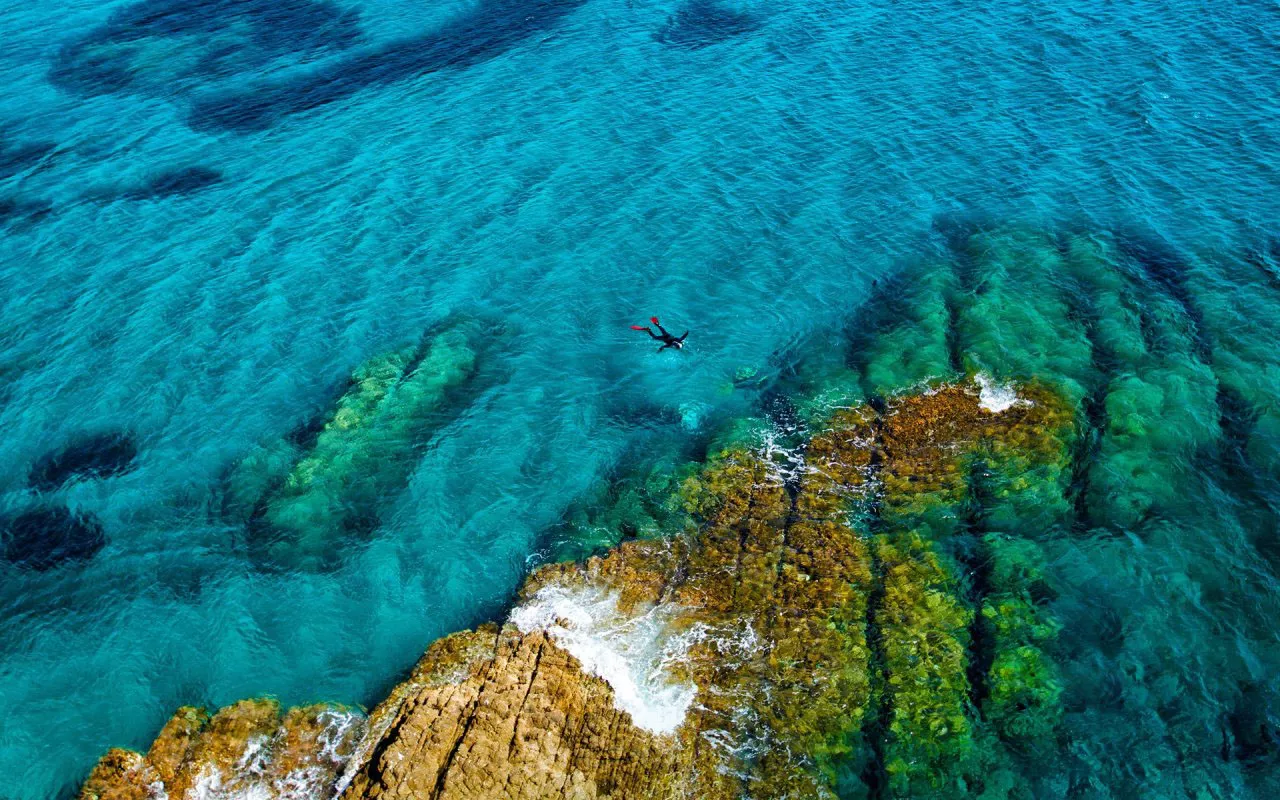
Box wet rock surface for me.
[80,700,364,800]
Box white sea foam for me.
[756,424,811,488]
[697,682,773,773]
[315,709,364,764]
[975,373,1028,413]
[273,767,328,800]
[189,763,271,800]
[236,734,271,777]
[510,584,699,735]
[674,617,761,669]
[186,708,363,800]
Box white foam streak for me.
[510,585,698,735]
[315,710,362,764]
[186,710,363,800]
[975,373,1027,413]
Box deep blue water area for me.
[1,0,1279,796]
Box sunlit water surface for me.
[1,0,1278,796]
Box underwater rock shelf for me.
[81,227,1280,798]
[224,318,494,572]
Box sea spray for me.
[510,584,698,735]
[974,373,1026,414]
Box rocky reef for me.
[1,505,106,570]
[83,373,1071,799]
[81,226,1280,798]
[28,431,138,491]
[225,318,496,570]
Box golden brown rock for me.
[79,699,363,800]
[80,748,153,800]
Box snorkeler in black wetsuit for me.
[631,316,688,351]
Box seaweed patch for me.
[29,432,139,491]
[655,0,759,49]
[2,506,107,571]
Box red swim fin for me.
[630,325,647,330]
[650,316,660,325]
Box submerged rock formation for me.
[2,506,107,570]
[28,431,138,491]
[226,319,496,570]
[83,225,1280,798]
[83,372,1071,799]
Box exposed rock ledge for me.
[82,379,1072,800]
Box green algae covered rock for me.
[876,530,975,794]
[857,262,960,398]
[1063,234,1221,527]
[547,454,701,563]
[954,228,1098,406]
[229,319,492,569]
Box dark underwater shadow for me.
[1245,233,1280,293]
[0,137,57,181]
[1113,230,1213,361]
[654,0,759,49]
[0,165,223,233]
[28,432,139,492]
[0,196,54,226]
[77,166,225,204]
[49,0,363,99]
[188,0,589,133]
[0,136,59,226]
[1,506,107,571]
[117,166,223,200]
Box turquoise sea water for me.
[1,0,1279,796]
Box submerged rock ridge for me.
[83,374,1073,799]
[225,318,495,570]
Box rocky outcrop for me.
[80,226,1280,799]
[83,374,1072,800]
[80,700,364,800]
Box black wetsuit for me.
[636,322,688,352]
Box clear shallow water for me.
[0,0,1278,796]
